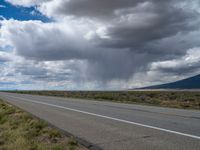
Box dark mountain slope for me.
[142,74,200,89]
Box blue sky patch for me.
[0,0,50,22]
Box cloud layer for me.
[0,0,200,89]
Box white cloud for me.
[1,0,200,90]
[151,48,200,72]
[0,19,94,60]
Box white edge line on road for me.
[5,95,200,140]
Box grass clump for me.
[0,99,86,150]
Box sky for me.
[0,0,200,90]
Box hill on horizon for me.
[141,74,200,89]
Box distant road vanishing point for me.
[0,92,200,150]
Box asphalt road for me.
[0,92,200,150]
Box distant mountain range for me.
[141,74,200,89]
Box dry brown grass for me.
[0,99,87,150]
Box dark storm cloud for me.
[153,59,200,75]
[2,20,90,61]
[158,65,200,75]
[52,0,200,56]
[89,1,200,52]
[150,48,200,76]
[85,51,152,81]
[104,9,198,49]
[54,0,179,20]
[54,0,143,19]
[2,0,200,88]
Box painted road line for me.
[5,94,200,140]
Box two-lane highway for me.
[0,92,199,150]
